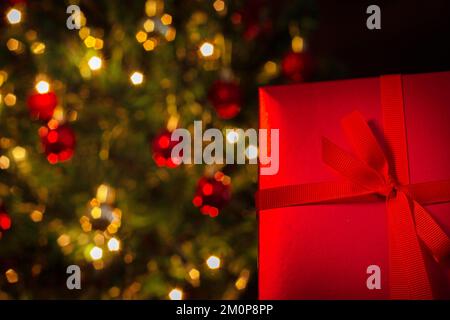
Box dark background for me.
[313,0,450,79]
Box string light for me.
[160,13,172,25]
[30,210,43,222]
[93,260,104,270]
[206,255,221,269]
[199,42,214,57]
[31,42,46,55]
[0,70,8,86]
[5,269,18,284]
[143,38,157,51]
[12,146,26,161]
[145,0,158,17]
[107,237,120,251]
[35,80,50,94]
[291,36,304,53]
[213,0,226,12]
[4,93,16,107]
[79,27,90,40]
[168,288,183,300]
[245,145,258,160]
[264,61,278,75]
[96,184,115,204]
[84,36,96,48]
[90,206,102,219]
[90,246,103,260]
[94,38,104,50]
[6,8,22,25]
[165,27,176,41]
[136,30,148,43]
[235,269,250,290]
[57,234,71,247]
[0,155,10,170]
[80,216,92,232]
[189,268,200,280]
[109,286,121,298]
[124,253,134,264]
[130,71,144,85]
[88,56,102,71]
[6,38,21,52]
[226,130,239,144]
[31,264,42,277]
[94,234,105,246]
[143,19,155,32]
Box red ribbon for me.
[257,75,450,299]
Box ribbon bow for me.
[257,75,450,299]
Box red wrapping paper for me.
[258,71,450,299]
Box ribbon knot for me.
[378,180,397,198]
[322,110,450,299]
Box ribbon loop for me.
[322,137,386,192]
[341,111,390,178]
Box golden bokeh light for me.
[143,38,157,51]
[31,42,46,55]
[57,234,71,247]
[6,38,21,52]
[0,156,10,170]
[30,210,43,222]
[4,93,16,107]
[84,36,96,48]
[12,146,26,161]
[143,19,155,32]
[188,268,200,280]
[213,0,226,12]
[136,30,148,43]
[161,13,172,25]
[292,36,304,53]
[91,206,102,219]
[5,269,19,284]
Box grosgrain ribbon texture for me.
[257,75,450,299]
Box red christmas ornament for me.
[39,123,76,164]
[281,51,313,82]
[192,172,231,217]
[0,205,11,231]
[151,130,181,168]
[235,0,275,41]
[208,80,241,119]
[27,92,58,121]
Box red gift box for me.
[258,71,450,299]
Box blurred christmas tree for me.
[0,0,317,299]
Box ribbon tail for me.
[413,199,450,263]
[387,191,433,299]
